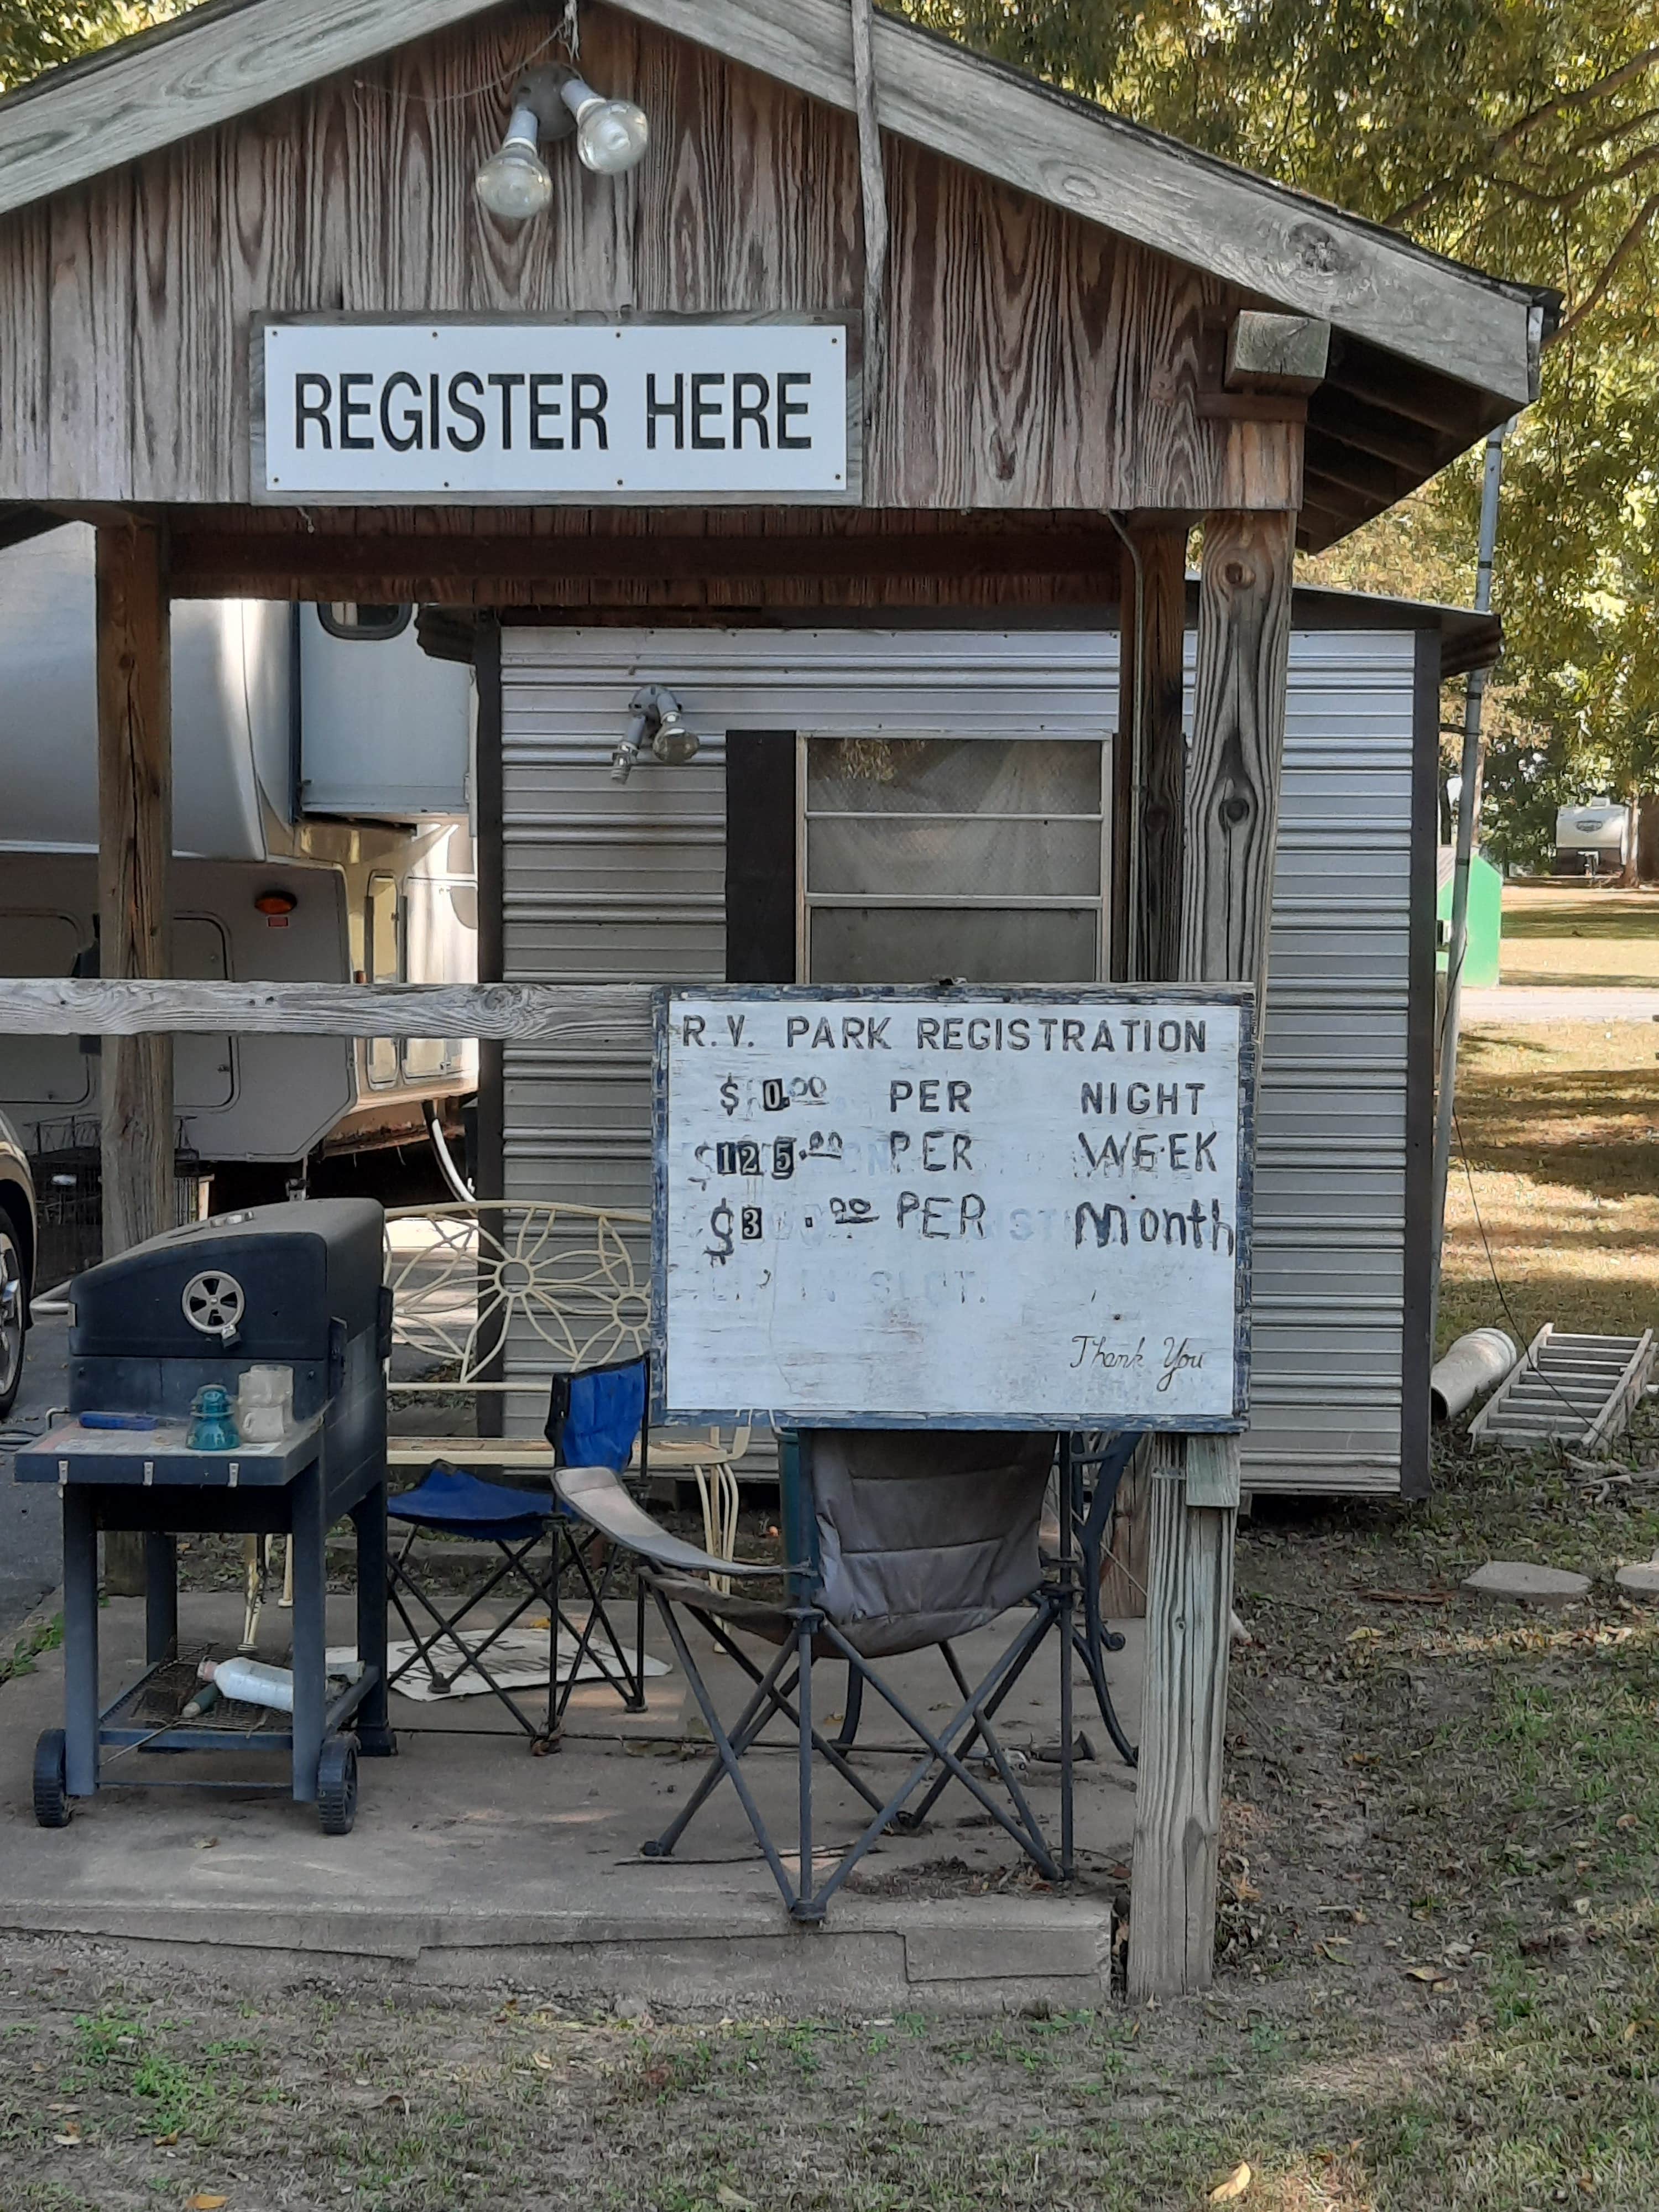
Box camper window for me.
[317,603,413,643]
[801,736,1105,985]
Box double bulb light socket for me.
[476,65,649,222]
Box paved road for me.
[1461,985,1659,1025]
[0,1310,69,1643]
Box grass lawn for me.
[3,1435,1659,2211]
[1499,883,1659,989]
[1439,1020,1659,1353]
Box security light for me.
[560,74,650,175]
[475,100,555,222]
[612,685,698,784]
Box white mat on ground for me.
[386,1620,670,1702]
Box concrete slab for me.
[1614,1557,1659,1597]
[0,1589,1138,2015]
[1463,1560,1592,1604]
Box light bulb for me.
[650,711,699,766]
[560,75,649,175]
[577,98,649,174]
[476,102,554,222]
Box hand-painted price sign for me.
[652,985,1254,1429]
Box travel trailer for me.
[0,524,478,1202]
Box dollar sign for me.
[706,1201,734,1265]
[719,1076,740,1117]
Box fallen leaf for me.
[382,2092,409,2114]
[187,2196,228,2210]
[153,2130,180,2147]
[1405,1965,1444,1982]
[1209,2163,1253,2203]
[53,2125,82,2147]
[192,1835,219,1851]
[531,2051,555,2072]
[717,2190,757,2210]
[1617,1813,1639,1832]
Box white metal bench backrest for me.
[384,1200,650,1390]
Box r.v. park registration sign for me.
[653,986,1255,1431]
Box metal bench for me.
[383,1201,750,1567]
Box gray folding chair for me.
[554,1427,1073,1921]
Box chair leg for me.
[794,1606,821,1924]
[833,1662,864,1749]
[641,1590,804,1915]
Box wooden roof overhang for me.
[0,0,1552,561]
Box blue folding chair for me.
[385,1354,651,1746]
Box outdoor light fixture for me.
[474,97,557,222]
[475,64,648,223]
[611,685,698,784]
[559,73,650,175]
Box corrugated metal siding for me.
[500,627,1420,1491]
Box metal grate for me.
[1469,1324,1657,1453]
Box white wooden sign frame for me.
[651,984,1255,1431]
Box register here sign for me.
[257,320,851,499]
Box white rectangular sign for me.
[654,988,1254,1430]
[257,320,851,500]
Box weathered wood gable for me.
[0,3,1295,513]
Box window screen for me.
[802,737,1104,985]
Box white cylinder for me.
[199,1656,295,1712]
[1431,1327,1519,1422]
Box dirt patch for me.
[5,1430,1659,2209]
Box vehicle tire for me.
[0,1214,28,1419]
[316,1734,358,1836]
[33,1730,70,1829]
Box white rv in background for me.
[0,524,478,1194]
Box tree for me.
[0,4,190,96]
[893,0,1659,871]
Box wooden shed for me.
[0,0,1549,1994]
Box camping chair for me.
[384,1353,651,1744]
[1049,1431,1140,1767]
[555,1426,1075,1922]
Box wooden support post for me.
[1110,523,1190,1615]
[1113,525,1190,987]
[1129,508,1294,2001]
[96,518,173,1598]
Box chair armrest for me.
[554,1464,777,1579]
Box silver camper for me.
[1554,800,1630,877]
[0,525,478,1185]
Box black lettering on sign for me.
[691,372,724,449]
[776,371,812,448]
[529,372,564,450]
[338,372,374,450]
[295,374,332,450]
[571,373,608,450]
[447,371,486,451]
[380,370,423,452]
[646,372,684,450]
[733,372,770,448]
[487,371,526,447]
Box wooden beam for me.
[1225,312,1329,395]
[166,527,1132,599]
[96,520,173,1258]
[1113,525,1188,987]
[0,977,655,1042]
[96,516,172,1601]
[1129,507,1294,2004]
[0,0,1538,408]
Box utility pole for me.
[1428,420,1514,1340]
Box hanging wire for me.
[352,2,580,113]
